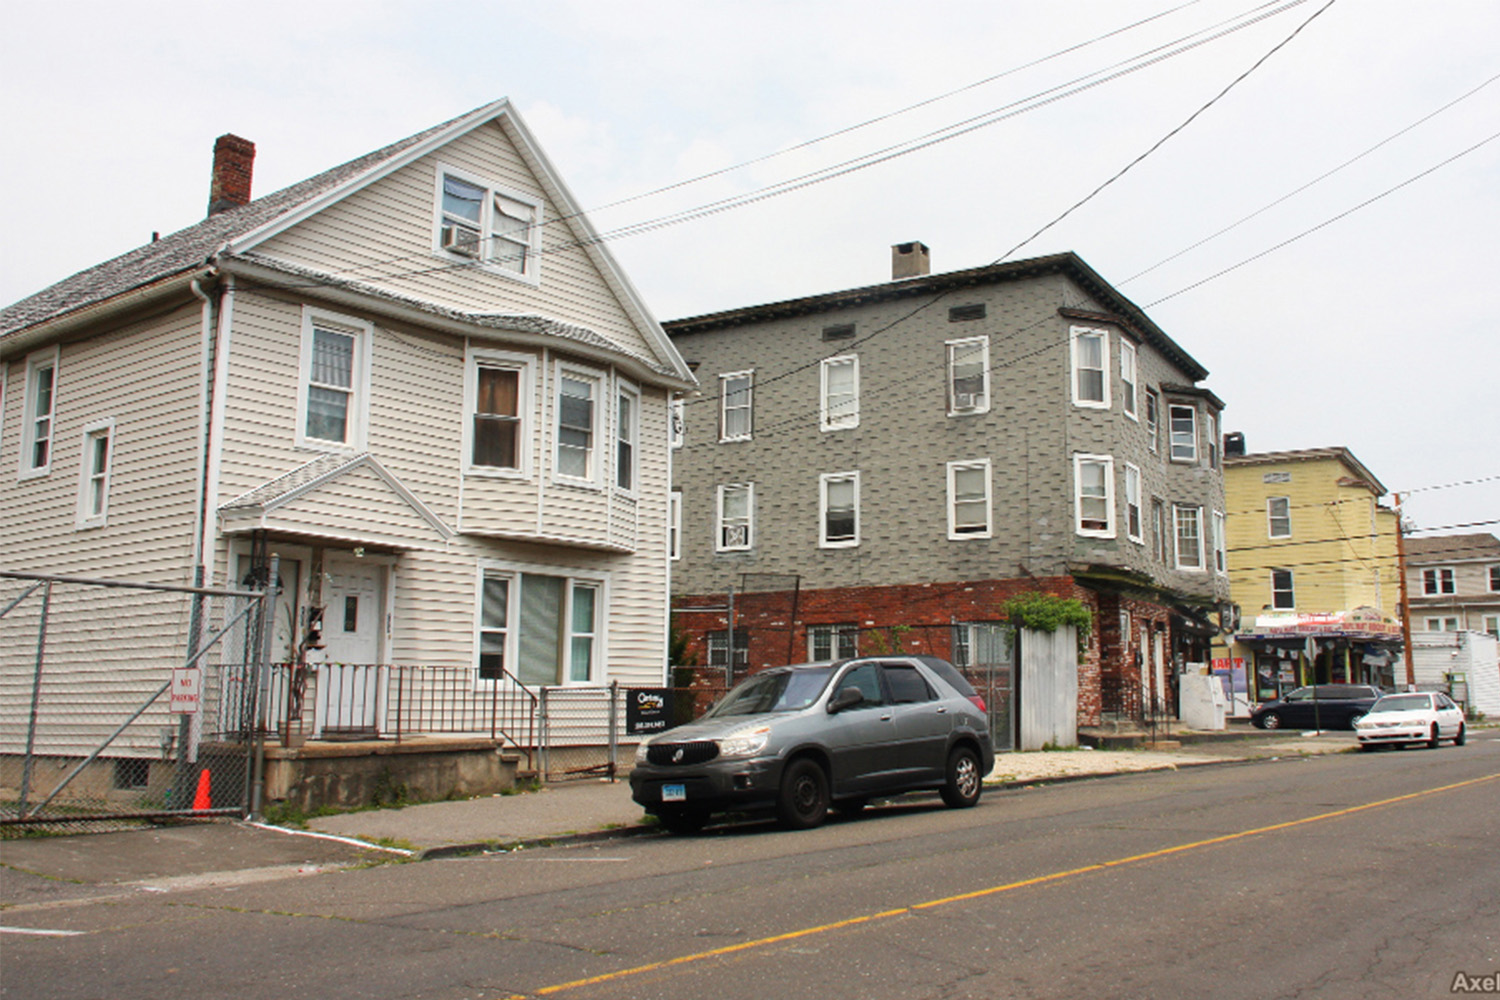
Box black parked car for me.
[630,656,995,833]
[1249,684,1383,731]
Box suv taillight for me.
[969,694,987,713]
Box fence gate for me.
[1,571,271,831]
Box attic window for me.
[949,304,986,322]
[822,324,856,341]
[436,166,542,283]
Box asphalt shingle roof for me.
[0,110,471,338]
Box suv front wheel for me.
[777,758,830,830]
[941,746,983,808]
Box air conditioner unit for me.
[955,392,980,410]
[442,225,481,257]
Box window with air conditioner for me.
[820,356,859,431]
[436,166,542,283]
[947,337,989,415]
[716,483,754,551]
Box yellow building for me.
[1216,446,1402,704]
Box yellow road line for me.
[501,771,1500,999]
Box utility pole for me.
[1393,493,1416,691]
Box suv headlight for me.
[634,742,650,764]
[716,726,771,759]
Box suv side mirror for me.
[827,688,864,714]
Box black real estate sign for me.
[626,688,675,735]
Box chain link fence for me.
[1,572,269,832]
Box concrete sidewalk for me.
[2,727,1357,905]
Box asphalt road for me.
[4,733,1498,1000]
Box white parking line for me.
[1,925,85,936]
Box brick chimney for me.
[207,134,256,217]
[891,241,930,280]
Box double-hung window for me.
[1145,390,1160,454]
[436,167,542,281]
[1074,454,1115,538]
[1124,463,1143,543]
[820,472,859,548]
[1212,510,1227,574]
[297,310,370,450]
[1267,497,1292,538]
[668,491,682,561]
[466,349,531,476]
[719,371,753,442]
[820,355,859,430]
[478,567,603,685]
[616,381,639,492]
[1270,568,1295,610]
[21,348,59,477]
[1206,412,1219,468]
[1120,341,1138,419]
[717,483,754,551]
[1423,568,1456,595]
[947,459,992,539]
[1168,404,1197,463]
[555,366,603,486]
[1174,504,1204,570]
[1070,327,1110,408]
[809,624,859,661]
[947,337,990,415]
[75,420,114,528]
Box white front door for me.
[314,557,385,734]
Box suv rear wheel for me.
[941,746,982,808]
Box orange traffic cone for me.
[192,768,212,812]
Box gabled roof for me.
[662,251,1208,382]
[219,452,453,541]
[1,101,694,386]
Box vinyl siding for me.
[255,119,658,364]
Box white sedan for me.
[1354,692,1467,750]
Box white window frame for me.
[475,563,608,687]
[1424,616,1460,632]
[1212,509,1227,575]
[615,379,640,494]
[669,397,685,450]
[1206,412,1219,469]
[1267,497,1292,538]
[668,491,682,561]
[946,336,991,416]
[1270,568,1295,609]
[819,471,860,549]
[716,483,754,552]
[1124,463,1143,544]
[295,308,372,452]
[1174,503,1204,571]
[1074,454,1116,539]
[1120,340,1138,420]
[1070,326,1110,409]
[946,459,993,540]
[75,418,114,529]
[719,370,753,442]
[1168,403,1198,463]
[1423,568,1456,596]
[1145,390,1160,454]
[553,362,605,488]
[820,355,860,431]
[463,347,533,478]
[1482,614,1499,638]
[809,623,859,661]
[433,163,543,285]
[19,347,59,479]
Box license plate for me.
[661,784,686,802]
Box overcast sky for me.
[2,0,1495,537]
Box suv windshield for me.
[709,668,834,717]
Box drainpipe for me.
[200,276,236,581]
[189,274,219,571]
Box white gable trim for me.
[220,452,453,540]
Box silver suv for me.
[629,656,995,833]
